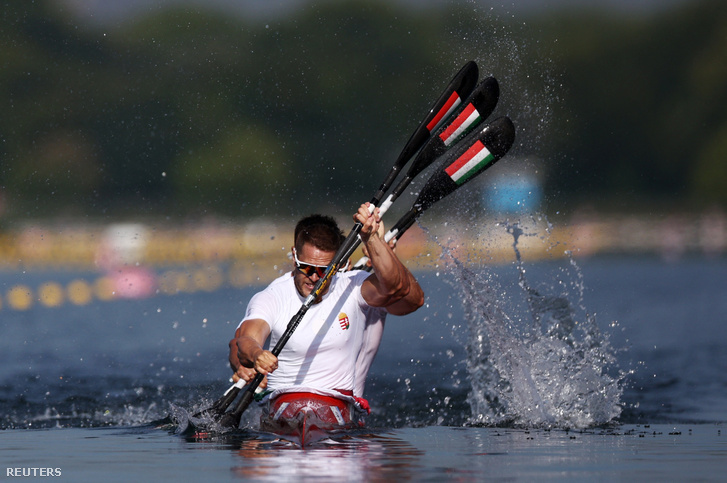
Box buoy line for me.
[1,263,278,311]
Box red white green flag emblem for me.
[438,103,481,147]
[338,312,350,330]
[426,91,462,133]
[445,140,495,185]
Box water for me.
[2,239,727,479]
[2,425,725,481]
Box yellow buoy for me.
[38,282,65,308]
[7,285,33,311]
[67,279,93,306]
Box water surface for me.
[2,254,727,480]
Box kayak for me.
[259,392,364,447]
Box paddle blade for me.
[219,372,265,428]
[191,384,241,419]
[397,60,480,164]
[415,116,515,212]
[371,60,479,203]
[405,76,500,182]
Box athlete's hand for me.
[232,365,268,389]
[355,203,381,243]
[361,219,391,267]
[253,349,279,376]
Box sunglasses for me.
[293,249,329,278]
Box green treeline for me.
[1,0,726,220]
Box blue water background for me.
[2,254,727,480]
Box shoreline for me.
[1,212,724,311]
[1,210,725,270]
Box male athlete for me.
[228,204,423,428]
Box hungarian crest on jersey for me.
[337,312,350,330]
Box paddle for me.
[354,116,515,272]
[344,76,500,266]
[383,116,516,244]
[369,60,479,205]
[191,378,246,421]
[378,77,500,214]
[210,61,481,428]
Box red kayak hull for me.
[259,392,361,446]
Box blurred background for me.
[1,0,726,295]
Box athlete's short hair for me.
[294,214,345,253]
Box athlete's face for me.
[292,243,336,301]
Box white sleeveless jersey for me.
[242,270,373,393]
[354,306,387,397]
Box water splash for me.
[445,221,623,429]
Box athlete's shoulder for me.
[249,272,294,304]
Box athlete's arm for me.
[234,318,278,379]
[356,203,424,314]
[228,326,263,385]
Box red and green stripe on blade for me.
[426,91,463,133]
[438,102,482,147]
[444,140,495,185]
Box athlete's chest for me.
[280,296,364,351]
